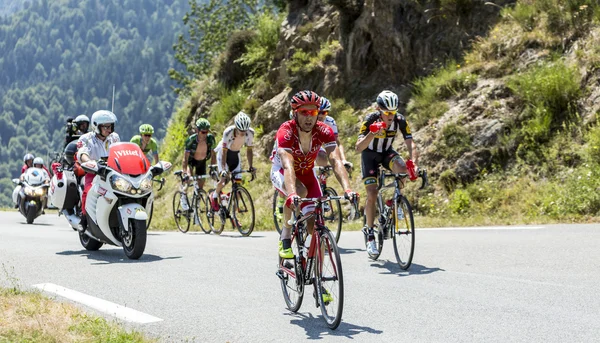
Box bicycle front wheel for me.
[392,195,415,270]
[273,190,284,234]
[207,188,225,235]
[195,190,212,234]
[173,190,191,233]
[232,187,255,236]
[323,187,342,243]
[315,229,344,329]
[279,232,304,312]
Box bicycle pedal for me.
[275,270,286,280]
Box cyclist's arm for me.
[182,151,190,175]
[356,132,377,152]
[336,137,348,162]
[220,147,228,172]
[246,147,253,169]
[210,150,216,165]
[153,153,159,164]
[278,148,297,195]
[326,146,351,191]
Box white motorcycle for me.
[76,142,171,259]
[12,168,50,224]
[48,161,84,229]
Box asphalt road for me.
[1,210,599,342]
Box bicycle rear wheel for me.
[323,187,342,243]
[273,190,284,234]
[232,187,255,236]
[173,189,191,233]
[315,229,344,329]
[278,232,304,312]
[195,190,212,234]
[392,195,415,270]
[363,199,384,260]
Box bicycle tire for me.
[233,186,255,236]
[323,187,342,243]
[195,190,212,234]
[392,195,415,270]
[279,231,304,312]
[315,229,344,329]
[172,190,191,233]
[273,190,284,234]
[208,188,225,235]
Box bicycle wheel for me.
[232,187,255,236]
[278,232,304,312]
[392,195,415,270]
[208,188,225,235]
[273,190,285,234]
[172,189,191,233]
[362,197,384,260]
[323,187,342,243]
[194,190,212,234]
[315,229,344,329]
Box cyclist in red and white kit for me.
[271,90,356,259]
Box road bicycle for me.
[276,194,356,330]
[207,169,255,236]
[364,168,427,269]
[273,165,357,242]
[172,170,213,234]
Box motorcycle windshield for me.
[108,142,150,175]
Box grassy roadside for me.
[0,285,156,343]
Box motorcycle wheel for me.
[26,203,37,224]
[122,219,147,260]
[79,232,103,251]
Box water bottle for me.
[302,234,312,259]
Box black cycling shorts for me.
[189,158,207,176]
[360,149,400,185]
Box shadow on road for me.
[370,260,444,277]
[286,312,383,339]
[19,222,54,226]
[338,247,365,255]
[56,250,182,265]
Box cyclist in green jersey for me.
[183,118,217,190]
[131,124,159,164]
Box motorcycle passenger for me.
[211,111,255,211]
[183,118,217,191]
[356,90,418,256]
[271,90,356,261]
[76,110,120,231]
[131,124,159,164]
[32,157,50,180]
[65,114,90,147]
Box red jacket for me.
[21,164,50,175]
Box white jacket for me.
[76,132,120,162]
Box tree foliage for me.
[0,0,189,206]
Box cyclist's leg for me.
[361,150,382,228]
[228,150,242,182]
[196,160,207,190]
[212,150,229,208]
[272,166,308,258]
[385,149,407,174]
[298,170,322,236]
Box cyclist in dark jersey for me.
[356,90,418,257]
[183,118,217,190]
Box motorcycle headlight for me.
[34,188,46,196]
[110,175,132,193]
[139,177,153,193]
[24,187,35,197]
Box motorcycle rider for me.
[76,110,120,231]
[14,157,50,210]
[21,153,34,174]
[65,114,90,147]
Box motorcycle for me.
[48,160,84,230]
[77,142,171,259]
[12,168,50,224]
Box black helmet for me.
[64,141,78,165]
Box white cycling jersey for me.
[215,125,254,152]
[322,116,338,136]
[76,132,121,162]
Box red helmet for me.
[290,90,321,110]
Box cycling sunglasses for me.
[318,110,329,116]
[382,110,397,116]
[142,134,152,137]
[297,108,319,117]
[199,130,209,134]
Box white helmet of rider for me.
[234,111,251,131]
[73,114,90,124]
[33,157,44,167]
[91,110,117,135]
[376,90,399,111]
[288,110,294,120]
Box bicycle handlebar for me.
[231,169,256,182]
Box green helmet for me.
[195,118,211,130]
[139,124,154,135]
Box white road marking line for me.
[32,283,162,324]
[420,226,544,231]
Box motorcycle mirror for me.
[12,178,20,185]
[159,161,172,172]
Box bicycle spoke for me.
[316,229,344,329]
[233,187,255,236]
[393,196,415,270]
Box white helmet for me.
[376,90,399,111]
[33,157,44,166]
[73,114,90,124]
[234,111,251,131]
[91,110,117,135]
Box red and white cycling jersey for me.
[271,120,337,174]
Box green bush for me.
[585,124,600,162]
[449,189,471,214]
[439,169,459,193]
[237,13,282,78]
[435,123,472,159]
[161,107,189,163]
[208,84,249,126]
